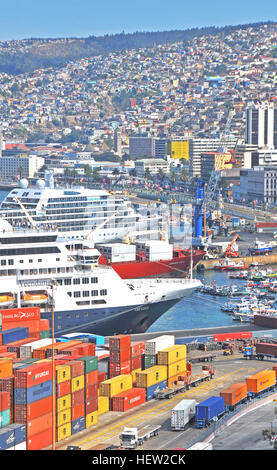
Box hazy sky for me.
[0,0,276,41]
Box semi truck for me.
[119,425,161,449]
[171,399,198,430]
[243,343,277,360]
[155,365,215,398]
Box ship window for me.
[100,289,107,296]
[83,291,90,297]
[91,277,98,284]
[73,291,81,298]
[8,259,14,265]
[82,278,89,284]
[1,260,6,266]
[64,279,72,285]
[91,299,106,305]
[73,279,80,285]
[76,301,90,306]
[91,290,98,296]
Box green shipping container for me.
[142,354,157,370]
[80,356,98,373]
[0,409,10,428]
[40,331,50,339]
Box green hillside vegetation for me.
[0,21,273,75]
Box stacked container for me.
[81,356,98,430]
[144,335,175,370]
[0,423,27,450]
[0,376,14,423]
[56,363,72,442]
[112,387,146,412]
[13,361,54,450]
[135,365,168,401]
[157,345,187,385]
[99,374,133,410]
[0,391,11,428]
[130,341,145,385]
[109,335,131,378]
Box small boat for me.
[214,259,248,272]
[0,294,15,307]
[21,292,48,305]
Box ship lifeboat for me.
[0,293,15,307]
[21,292,48,305]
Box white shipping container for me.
[111,253,136,263]
[145,335,175,355]
[146,251,173,262]
[98,243,136,255]
[19,338,56,358]
[171,399,197,430]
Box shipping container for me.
[213,332,252,342]
[145,380,167,401]
[0,391,10,411]
[109,335,131,351]
[70,360,85,378]
[14,441,27,450]
[15,361,53,388]
[131,341,145,357]
[45,340,83,357]
[256,343,277,356]
[158,345,187,365]
[6,423,26,446]
[0,426,16,450]
[273,365,277,378]
[0,307,40,324]
[131,355,142,371]
[27,411,53,438]
[85,369,98,387]
[71,416,85,435]
[136,366,168,388]
[57,394,71,413]
[85,410,98,429]
[0,409,10,428]
[1,327,29,345]
[110,348,131,363]
[131,368,141,386]
[71,403,85,421]
[176,335,214,345]
[14,395,53,423]
[56,423,71,442]
[0,359,13,378]
[71,375,85,393]
[142,354,157,370]
[56,409,71,427]
[27,427,52,450]
[171,399,197,430]
[72,388,85,406]
[112,388,146,412]
[246,370,276,395]
[167,360,187,379]
[195,396,225,427]
[14,380,53,405]
[99,374,132,398]
[220,383,247,408]
[145,335,175,355]
[110,360,131,377]
[85,396,98,414]
[56,364,71,384]
[79,356,98,374]
[85,383,98,399]
[98,396,109,415]
[56,380,71,399]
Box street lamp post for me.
[51,282,56,451]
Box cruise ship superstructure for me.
[0,221,202,336]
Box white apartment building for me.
[0,154,45,178]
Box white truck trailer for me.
[171,399,198,430]
[119,425,161,449]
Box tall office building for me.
[245,103,277,149]
[113,128,122,157]
[189,137,237,177]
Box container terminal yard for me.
[1,307,277,452]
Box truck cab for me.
[120,427,138,449]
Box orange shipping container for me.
[27,428,53,450]
[0,359,13,378]
[220,383,247,406]
[2,320,40,334]
[246,370,276,394]
[27,411,53,438]
[273,365,277,378]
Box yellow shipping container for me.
[98,396,109,416]
[136,366,168,388]
[56,394,71,413]
[56,423,71,442]
[131,368,141,385]
[157,345,187,365]
[99,374,132,398]
[56,365,71,383]
[86,411,98,429]
[56,408,71,427]
[71,375,85,393]
[167,359,187,379]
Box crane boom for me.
[12,196,37,228]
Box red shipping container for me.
[0,307,40,323]
[14,395,53,423]
[131,355,142,371]
[2,319,40,334]
[131,341,145,357]
[39,319,49,331]
[273,365,277,378]
[70,360,85,378]
[213,332,252,342]
[0,352,17,359]
[112,388,146,412]
[72,389,85,406]
[27,427,53,450]
[85,369,98,387]
[85,383,98,399]
[85,396,98,414]
[27,411,53,438]
[109,335,131,351]
[71,403,85,421]
[15,362,53,388]
[110,348,131,363]
[56,380,71,398]
[0,346,7,354]
[97,372,107,387]
[0,391,10,411]
[110,361,131,377]
[45,340,83,357]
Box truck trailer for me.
[119,425,161,449]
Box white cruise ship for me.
[0,220,202,336]
[0,172,155,242]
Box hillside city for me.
[0,22,277,205]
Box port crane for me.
[224,233,240,258]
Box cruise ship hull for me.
[41,298,185,337]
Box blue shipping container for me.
[176,336,214,345]
[2,327,29,345]
[7,423,26,445]
[71,417,85,435]
[196,396,225,426]
[14,380,53,405]
[0,427,15,450]
[145,380,167,401]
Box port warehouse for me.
[0,308,277,449]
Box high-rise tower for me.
[246,103,277,149]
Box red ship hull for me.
[99,249,205,279]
